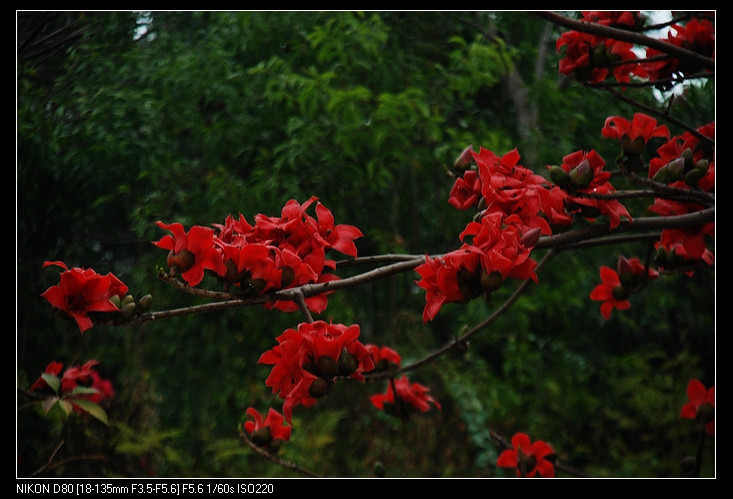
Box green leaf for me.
[70,399,110,426]
[40,373,61,394]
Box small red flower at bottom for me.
[680,378,714,436]
[497,432,555,478]
[244,407,292,453]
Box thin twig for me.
[239,432,323,478]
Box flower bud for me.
[121,294,135,307]
[520,227,542,248]
[569,159,594,189]
[694,159,709,175]
[453,145,474,173]
[120,302,137,320]
[337,349,358,377]
[109,295,121,309]
[617,256,638,288]
[548,165,569,188]
[373,461,387,478]
[681,148,694,170]
[683,167,704,186]
[137,294,153,312]
[653,157,684,184]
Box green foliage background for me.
[17,11,715,478]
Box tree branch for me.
[534,11,715,71]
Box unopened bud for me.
[569,159,594,189]
[120,302,137,320]
[137,294,153,312]
[684,167,704,186]
[694,159,710,175]
[520,227,542,248]
[453,145,474,171]
[109,295,121,309]
[548,165,569,189]
[681,148,694,170]
[337,349,358,376]
[653,157,684,184]
[121,294,135,307]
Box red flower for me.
[313,201,363,258]
[448,169,482,210]
[366,344,402,371]
[616,255,659,290]
[497,432,555,478]
[28,361,64,391]
[41,261,129,334]
[556,29,643,84]
[258,320,375,421]
[414,248,482,322]
[589,265,631,319]
[29,360,114,412]
[153,221,226,287]
[680,379,714,435]
[551,150,632,229]
[602,113,670,156]
[244,407,292,451]
[581,11,643,29]
[369,375,441,415]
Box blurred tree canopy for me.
[17,11,714,478]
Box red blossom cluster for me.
[257,320,375,421]
[557,12,714,88]
[153,196,363,313]
[647,122,715,272]
[589,114,714,318]
[365,344,441,417]
[30,360,115,413]
[41,261,129,334]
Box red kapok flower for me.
[41,261,129,334]
[602,113,670,156]
[589,265,631,319]
[680,378,714,435]
[366,344,402,372]
[29,360,115,413]
[244,407,292,451]
[153,221,226,287]
[369,375,441,416]
[497,432,555,478]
